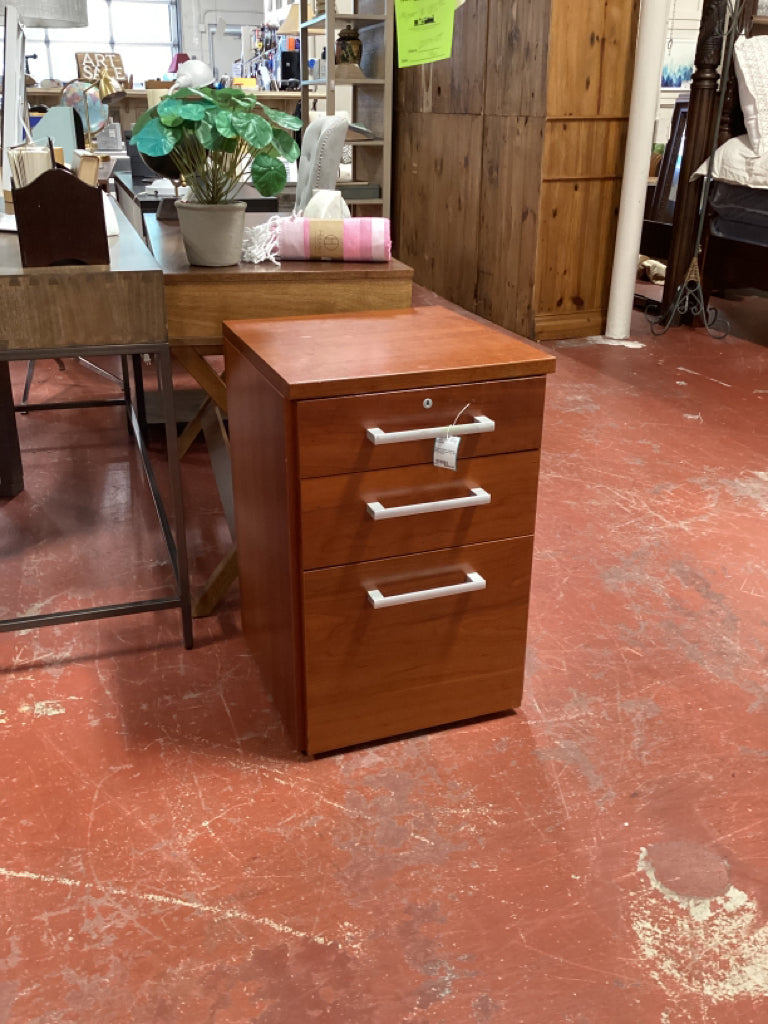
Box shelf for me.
[301,13,386,30]
[302,76,385,87]
[299,1,393,219]
[334,76,386,85]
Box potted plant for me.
[131,86,301,266]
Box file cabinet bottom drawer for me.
[302,536,534,754]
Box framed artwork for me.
[650,97,689,224]
[661,40,696,90]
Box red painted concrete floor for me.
[1,294,767,1023]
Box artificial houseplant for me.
[131,87,301,265]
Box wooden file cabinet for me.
[224,306,556,754]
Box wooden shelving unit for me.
[298,1,393,217]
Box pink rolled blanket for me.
[276,217,391,262]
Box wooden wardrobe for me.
[393,0,641,341]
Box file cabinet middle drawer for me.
[300,450,541,570]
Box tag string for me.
[446,403,471,437]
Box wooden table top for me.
[143,213,414,284]
[0,202,160,279]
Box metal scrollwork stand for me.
[647,0,748,339]
[647,255,730,337]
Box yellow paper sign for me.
[394,0,455,69]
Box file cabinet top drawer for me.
[296,377,547,477]
[223,306,555,400]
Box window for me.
[3,0,180,87]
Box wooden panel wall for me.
[394,112,484,312]
[485,0,550,118]
[534,0,639,339]
[393,0,640,340]
[475,115,546,338]
[396,0,488,115]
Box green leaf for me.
[195,119,217,148]
[215,87,252,107]
[270,127,300,162]
[169,87,211,103]
[232,112,273,149]
[258,105,302,131]
[214,109,236,138]
[176,100,210,123]
[195,121,236,153]
[132,118,179,157]
[131,105,158,136]
[157,98,187,127]
[250,153,288,197]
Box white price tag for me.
[433,434,461,471]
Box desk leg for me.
[155,349,193,648]
[0,362,24,498]
[171,347,239,617]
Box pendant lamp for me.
[10,0,88,28]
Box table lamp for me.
[82,66,125,151]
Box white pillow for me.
[734,35,768,156]
[693,134,768,189]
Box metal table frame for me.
[0,342,193,649]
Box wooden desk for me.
[0,207,192,645]
[114,173,280,242]
[144,213,414,350]
[142,212,414,615]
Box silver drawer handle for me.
[366,486,490,520]
[366,415,495,445]
[367,571,486,609]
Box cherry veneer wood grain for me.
[296,377,547,478]
[302,537,534,753]
[300,451,540,570]
[223,306,555,400]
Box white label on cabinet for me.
[433,435,461,471]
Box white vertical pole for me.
[604,0,672,340]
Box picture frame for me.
[661,40,696,91]
[650,96,689,224]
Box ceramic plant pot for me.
[175,200,247,266]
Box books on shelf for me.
[338,181,382,200]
